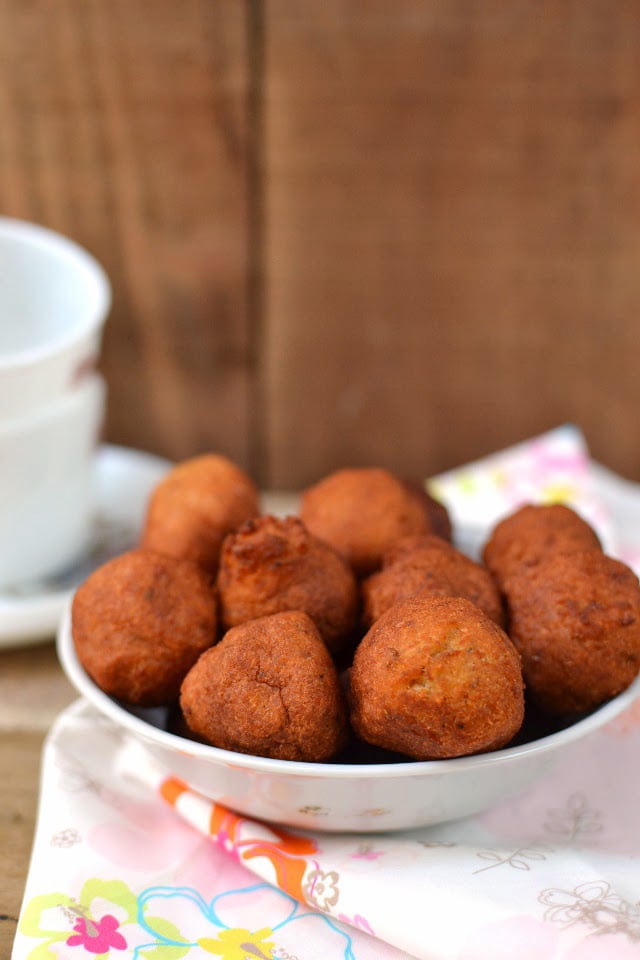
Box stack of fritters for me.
[71,457,640,764]
[483,504,640,715]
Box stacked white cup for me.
[0,218,111,589]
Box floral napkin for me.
[13,426,640,960]
[428,423,617,559]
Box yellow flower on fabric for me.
[198,925,275,958]
[491,467,508,489]
[457,472,477,495]
[541,483,576,504]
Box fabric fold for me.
[13,693,640,960]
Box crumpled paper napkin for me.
[13,426,640,960]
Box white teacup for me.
[0,218,110,423]
[0,374,106,590]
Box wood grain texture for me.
[0,731,44,955]
[0,0,253,466]
[2,1,640,487]
[262,0,640,487]
[0,644,75,732]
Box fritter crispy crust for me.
[362,534,503,627]
[483,503,601,587]
[180,611,347,761]
[505,550,640,715]
[216,515,358,655]
[72,549,218,706]
[350,596,524,759]
[382,533,451,566]
[403,480,453,543]
[141,454,260,575]
[300,467,434,576]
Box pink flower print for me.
[351,843,384,860]
[66,914,127,953]
[88,794,203,870]
[338,913,376,937]
[564,933,640,959]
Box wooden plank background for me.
[1,0,640,488]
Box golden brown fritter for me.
[483,503,601,588]
[300,467,434,576]
[362,535,504,627]
[180,611,347,761]
[403,480,453,543]
[216,515,358,656]
[382,533,452,566]
[350,596,524,759]
[505,549,640,715]
[72,549,218,707]
[141,454,260,575]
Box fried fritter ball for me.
[362,534,504,627]
[217,515,358,655]
[483,503,601,588]
[300,467,438,576]
[180,611,347,761]
[505,550,640,715]
[350,596,524,759]
[141,454,260,575]
[403,480,453,543]
[72,549,218,707]
[382,533,450,566]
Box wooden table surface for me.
[0,641,76,957]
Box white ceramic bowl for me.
[57,607,640,833]
[0,217,110,422]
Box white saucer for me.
[0,444,171,648]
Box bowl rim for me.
[57,604,640,781]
